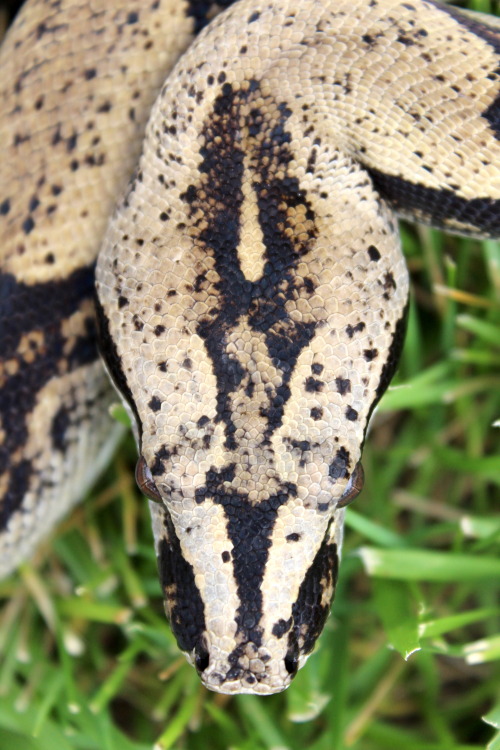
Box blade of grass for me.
[357,547,500,581]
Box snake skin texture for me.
[1,0,500,695]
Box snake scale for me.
[1,0,499,695]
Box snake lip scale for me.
[1,0,499,695]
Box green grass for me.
[1,1,500,749]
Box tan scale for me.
[1,0,500,695]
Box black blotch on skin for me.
[397,34,414,46]
[149,396,162,412]
[346,406,358,421]
[151,445,172,476]
[335,377,351,395]
[221,551,231,563]
[28,196,39,212]
[157,510,206,653]
[132,314,144,331]
[382,272,396,299]
[66,133,78,152]
[329,447,350,481]
[368,244,381,261]
[305,377,323,392]
[364,348,378,361]
[272,617,292,638]
[154,324,165,336]
[291,439,310,453]
[118,295,128,308]
[286,532,301,542]
[310,407,323,420]
[289,438,311,467]
[346,321,366,338]
[0,198,11,215]
[286,539,339,660]
[181,184,197,203]
[22,216,35,234]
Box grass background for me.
[1,0,499,748]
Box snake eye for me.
[135,456,162,503]
[337,462,364,508]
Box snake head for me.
[136,454,363,694]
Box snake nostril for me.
[195,643,210,673]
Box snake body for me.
[1,0,499,695]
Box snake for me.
[1,0,499,696]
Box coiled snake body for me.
[1,0,499,694]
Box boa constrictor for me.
[1,0,499,695]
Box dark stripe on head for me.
[195,466,296,677]
[156,508,206,653]
[186,82,318,446]
[284,537,339,670]
[370,169,500,237]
